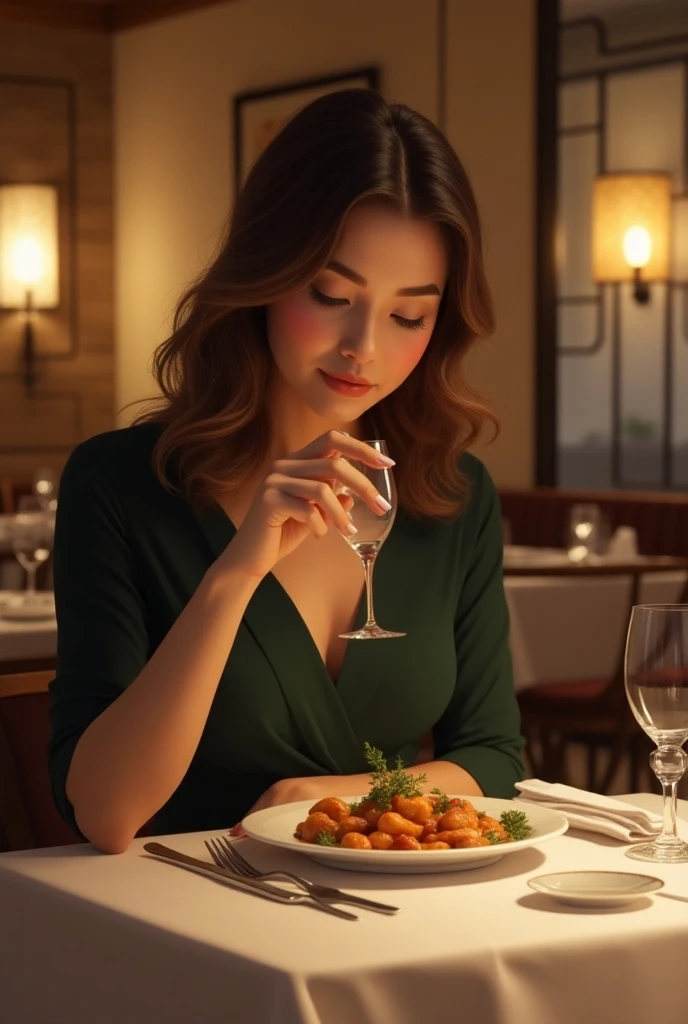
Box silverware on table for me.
[143,842,358,921]
[207,836,400,915]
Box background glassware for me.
[625,603,688,863]
[338,439,405,640]
[32,466,58,512]
[567,503,601,563]
[10,506,55,603]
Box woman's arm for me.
[51,443,259,855]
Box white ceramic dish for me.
[242,796,569,874]
[528,870,664,907]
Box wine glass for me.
[32,466,58,512]
[567,503,601,563]
[624,603,688,863]
[338,439,405,640]
[9,506,55,604]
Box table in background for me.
[0,592,56,673]
[1,794,687,1024]
[503,553,688,692]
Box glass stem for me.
[25,565,37,602]
[661,779,679,841]
[361,553,378,628]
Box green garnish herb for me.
[363,742,428,810]
[476,810,486,819]
[314,830,338,846]
[430,787,451,815]
[348,800,363,816]
[484,830,502,845]
[499,810,533,842]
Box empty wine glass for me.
[10,508,55,604]
[625,604,688,863]
[567,503,601,563]
[32,466,58,512]
[338,439,405,640]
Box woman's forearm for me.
[66,558,259,854]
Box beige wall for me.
[114,0,536,487]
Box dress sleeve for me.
[432,461,525,797]
[47,441,150,833]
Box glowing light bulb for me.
[11,238,44,286]
[622,226,652,269]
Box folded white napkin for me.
[515,779,662,843]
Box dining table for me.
[0,792,687,1024]
[0,591,57,672]
[503,550,688,692]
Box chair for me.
[0,669,84,851]
[512,559,688,794]
[0,478,33,514]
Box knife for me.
[143,842,358,921]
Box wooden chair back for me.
[0,670,83,851]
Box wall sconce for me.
[0,184,59,393]
[592,173,671,304]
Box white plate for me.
[528,870,664,907]
[0,595,55,621]
[242,796,569,874]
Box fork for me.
[208,836,400,915]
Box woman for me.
[48,88,524,854]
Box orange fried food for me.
[391,834,422,850]
[438,801,480,831]
[295,821,305,838]
[376,812,424,839]
[357,800,384,828]
[335,816,371,842]
[477,816,509,841]
[390,795,434,824]
[420,815,440,840]
[368,831,395,850]
[340,832,372,850]
[308,797,351,822]
[420,841,451,850]
[433,828,490,848]
[300,812,338,843]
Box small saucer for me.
[528,870,664,907]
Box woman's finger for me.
[265,474,358,536]
[271,458,390,517]
[296,429,395,469]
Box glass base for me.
[338,625,406,640]
[626,838,688,864]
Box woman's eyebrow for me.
[326,260,441,297]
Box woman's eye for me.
[392,314,426,331]
[309,285,348,308]
[309,286,426,330]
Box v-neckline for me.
[187,497,410,775]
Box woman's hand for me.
[229,773,371,836]
[216,429,394,580]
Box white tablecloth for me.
[1,794,688,1024]
[0,591,56,663]
[505,571,688,691]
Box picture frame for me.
[233,67,380,194]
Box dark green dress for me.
[47,423,524,836]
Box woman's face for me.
[266,203,449,423]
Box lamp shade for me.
[0,184,59,308]
[592,173,671,282]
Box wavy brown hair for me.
[134,88,498,519]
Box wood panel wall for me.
[0,24,114,482]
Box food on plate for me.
[294,743,533,852]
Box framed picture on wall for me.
[233,67,380,194]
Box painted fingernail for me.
[377,455,395,467]
[374,495,392,512]
[345,522,358,536]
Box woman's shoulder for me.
[62,422,164,489]
[458,451,498,515]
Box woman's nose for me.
[340,313,377,363]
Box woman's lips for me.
[319,370,374,397]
